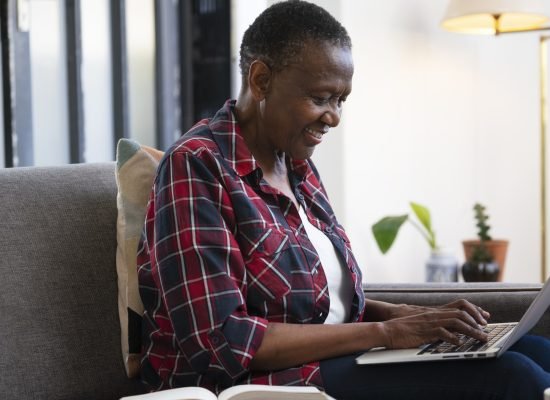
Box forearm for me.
[249,321,386,371]
[363,298,433,322]
[363,298,406,321]
[249,298,492,371]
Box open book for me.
[120,384,336,400]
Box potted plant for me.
[372,202,458,282]
[462,203,508,282]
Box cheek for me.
[290,102,320,124]
[267,99,322,142]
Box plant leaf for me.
[410,202,431,232]
[372,215,408,254]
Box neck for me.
[235,91,285,176]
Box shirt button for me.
[324,226,333,234]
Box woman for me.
[137,1,550,399]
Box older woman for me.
[137,1,550,399]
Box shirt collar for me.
[210,99,311,183]
[209,100,259,178]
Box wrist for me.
[370,321,391,349]
[387,303,406,319]
[389,303,425,319]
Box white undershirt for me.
[298,206,353,324]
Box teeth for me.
[305,127,326,139]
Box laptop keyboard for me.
[418,324,515,355]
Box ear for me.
[247,60,272,101]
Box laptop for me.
[356,277,550,365]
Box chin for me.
[291,148,315,160]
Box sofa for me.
[1,162,548,400]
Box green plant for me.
[372,202,438,254]
[474,203,492,241]
[470,203,493,263]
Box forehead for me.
[278,42,353,90]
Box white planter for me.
[426,249,458,282]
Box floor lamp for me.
[441,0,550,283]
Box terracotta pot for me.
[462,240,509,281]
[462,261,499,282]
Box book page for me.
[218,385,333,400]
[120,386,217,400]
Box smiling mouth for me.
[304,127,329,139]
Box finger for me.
[468,304,490,326]
[474,305,491,324]
[439,309,481,330]
[425,310,485,337]
[446,318,488,343]
[479,306,491,321]
[435,327,463,346]
[456,300,489,325]
[464,304,487,325]
[464,320,488,342]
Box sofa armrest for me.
[363,283,549,338]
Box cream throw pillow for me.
[115,138,163,378]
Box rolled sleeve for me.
[151,150,267,384]
[207,313,267,381]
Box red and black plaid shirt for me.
[137,100,365,393]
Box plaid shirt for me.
[137,100,365,393]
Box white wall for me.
[340,0,541,283]
[230,0,267,97]
[25,0,541,283]
[22,0,540,283]
[232,0,545,283]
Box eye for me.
[311,96,330,106]
[310,94,348,108]
[337,96,347,107]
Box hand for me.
[380,304,489,349]
[435,299,490,326]
[387,299,490,327]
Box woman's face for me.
[260,41,353,160]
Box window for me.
[0,0,231,167]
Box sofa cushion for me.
[0,163,145,399]
[115,139,163,378]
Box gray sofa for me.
[0,162,548,400]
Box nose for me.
[320,103,341,127]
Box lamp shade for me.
[442,0,549,34]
